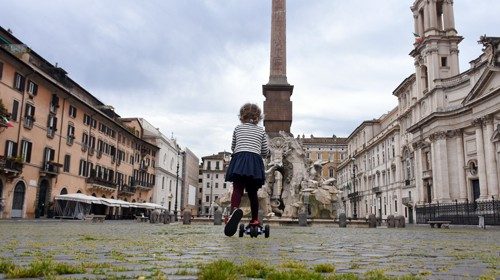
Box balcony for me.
[86,176,118,192]
[403,179,415,189]
[347,191,359,199]
[132,179,154,190]
[23,116,34,129]
[46,128,55,138]
[0,156,24,178]
[118,184,136,196]
[96,150,102,159]
[372,186,381,194]
[66,135,74,146]
[40,161,61,177]
[88,147,94,156]
[422,169,432,179]
[402,197,413,206]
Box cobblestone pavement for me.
[0,220,498,279]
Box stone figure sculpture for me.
[220,131,339,219]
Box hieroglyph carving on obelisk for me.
[269,0,288,85]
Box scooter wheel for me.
[238,224,245,237]
[264,224,270,238]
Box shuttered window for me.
[20,140,32,163]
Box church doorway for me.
[471,179,480,201]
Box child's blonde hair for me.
[239,103,263,124]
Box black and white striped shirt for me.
[231,123,270,157]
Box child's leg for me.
[231,179,245,210]
[247,187,259,222]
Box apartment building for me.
[299,135,347,179]
[199,152,232,216]
[0,27,158,219]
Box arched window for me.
[60,188,68,195]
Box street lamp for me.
[174,150,180,221]
[351,157,358,219]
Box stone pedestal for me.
[387,215,395,228]
[368,214,377,228]
[298,211,308,227]
[182,210,192,225]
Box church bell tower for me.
[410,0,463,95]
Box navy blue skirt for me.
[225,152,266,186]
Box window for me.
[63,155,71,172]
[20,140,32,163]
[43,147,55,163]
[13,72,25,92]
[205,196,209,202]
[47,114,58,136]
[441,57,448,67]
[79,159,87,176]
[4,140,17,157]
[11,100,19,121]
[215,161,220,170]
[83,114,91,125]
[207,161,211,170]
[67,124,75,138]
[215,183,218,188]
[223,183,227,189]
[215,174,219,179]
[82,133,89,147]
[206,182,210,188]
[68,105,77,118]
[49,94,59,113]
[394,200,398,213]
[0,61,3,79]
[27,80,38,96]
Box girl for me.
[224,103,270,236]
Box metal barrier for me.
[416,197,499,225]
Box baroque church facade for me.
[337,0,500,223]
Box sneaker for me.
[224,208,243,236]
[249,219,260,226]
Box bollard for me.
[387,215,395,228]
[338,213,347,228]
[396,215,405,228]
[182,210,192,225]
[162,211,171,224]
[368,214,377,228]
[478,215,485,229]
[213,208,223,225]
[258,209,264,225]
[298,211,308,227]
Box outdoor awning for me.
[99,198,131,208]
[55,193,103,204]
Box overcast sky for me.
[1,1,499,158]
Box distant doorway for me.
[471,179,480,201]
[425,181,432,203]
[408,206,414,224]
[36,180,50,218]
[12,182,26,218]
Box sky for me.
[1,0,499,158]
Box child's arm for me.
[261,133,270,158]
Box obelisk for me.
[263,0,294,136]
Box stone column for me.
[455,130,467,201]
[445,0,455,31]
[428,0,437,30]
[483,116,499,199]
[424,3,431,32]
[473,119,489,200]
[413,143,425,204]
[435,132,451,202]
[430,138,439,202]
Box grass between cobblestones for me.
[0,221,499,279]
[197,259,425,280]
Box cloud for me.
[1,0,499,157]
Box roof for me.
[300,137,347,145]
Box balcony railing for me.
[41,161,61,177]
[348,191,359,199]
[86,176,118,191]
[46,128,55,138]
[23,116,34,129]
[66,135,74,146]
[132,180,154,190]
[402,197,413,206]
[0,156,24,175]
[118,184,136,196]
